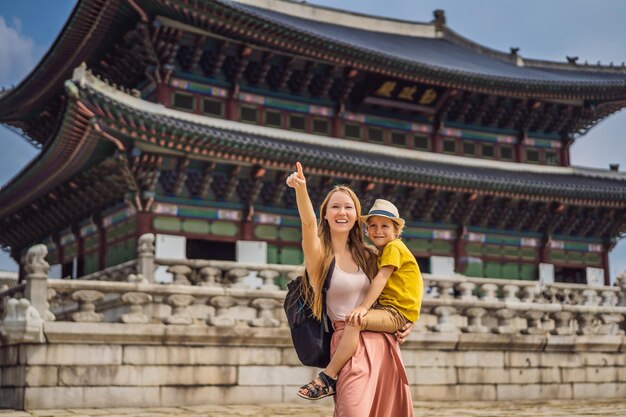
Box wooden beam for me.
[294,61,316,94]
[272,172,290,206]
[172,158,190,196]
[197,162,216,199]
[275,57,294,91]
[187,35,206,71]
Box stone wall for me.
[1,324,626,409]
[2,237,626,409]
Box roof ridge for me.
[228,0,438,38]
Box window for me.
[391,132,406,146]
[344,123,361,139]
[368,127,384,142]
[173,92,195,111]
[481,144,494,158]
[442,139,456,154]
[265,110,282,127]
[526,149,540,163]
[240,106,258,123]
[414,135,430,150]
[554,266,586,285]
[312,118,329,135]
[500,146,513,160]
[289,114,306,131]
[462,142,476,156]
[187,239,235,261]
[202,98,223,117]
[545,151,559,165]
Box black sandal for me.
[297,371,337,400]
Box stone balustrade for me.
[1,236,625,338]
[2,237,626,409]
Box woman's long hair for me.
[303,185,378,320]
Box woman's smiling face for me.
[324,190,357,233]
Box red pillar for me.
[602,246,610,286]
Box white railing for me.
[1,234,625,344]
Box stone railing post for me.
[597,313,625,335]
[258,269,280,291]
[461,307,489,333]
[249,298,280,327]
[24,244,50,320]
[208,295,237,327]
[71,290,105,322]
[199,266,222,287]
[615,271,626,306]
[601,290,617,307]
[550,311,574,335]
[226,268,250,288]
[493,308,517,334]
[164,294,195,325]
[168,265,192,285]
[581,289,599,306]
[502,284,520,303]
[456,282,477,301]
[479,283,499,302]
[137,233,156,282]
[521,309,548,335]
[121,292,153,323]
[430,306,458,333]
[576,312,596,335]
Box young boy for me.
[298,198,423,400]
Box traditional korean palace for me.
[1,0,626,285]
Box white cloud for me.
[0,16,36,87]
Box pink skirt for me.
[332,321,414,417]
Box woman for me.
[286,162,414,417]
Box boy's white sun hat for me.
[361,199,405,228]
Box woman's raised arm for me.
[286,162,323,277]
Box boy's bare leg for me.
[298,322,360,397]
[324,322,361,378]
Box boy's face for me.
[366,216,397,248]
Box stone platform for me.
[2,400,626,417]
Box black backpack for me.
[284,259,335,368]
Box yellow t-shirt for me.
[377,239,424,323]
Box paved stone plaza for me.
[2,400,626,417]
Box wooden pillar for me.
[73,224,84,277]
[96,217,106,271]
[539,234,550,264]
[453,226,467,274]
[515,131,525,163]
[431,120,441,153]
[560,136,572,167]
[602,244,610,286]
[331,112,342,138]
[155,83,170,106]
[136,212,153,237]
[53,233,64,278]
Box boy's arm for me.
[346,265,394,326]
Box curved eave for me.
[207,0,626,100]
[0,91,109,219]
[74,69,626,208]
[0,0,134,122]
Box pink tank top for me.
[326,265,370,322]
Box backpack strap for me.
[320,258,335,333]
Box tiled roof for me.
[224,0,626,87]
[74,70,626,206]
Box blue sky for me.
[1,0,625,278]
